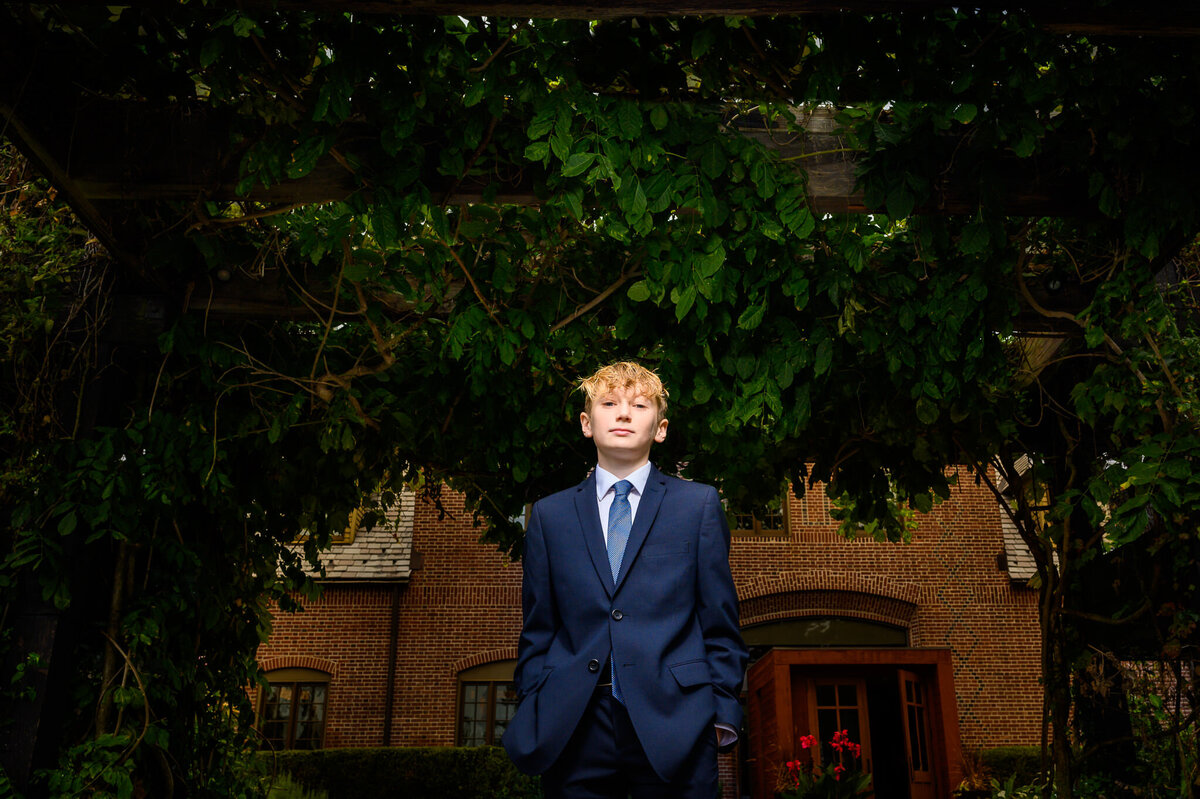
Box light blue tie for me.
[607,480,633,703]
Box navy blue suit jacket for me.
[502,465,748,780]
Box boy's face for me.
[580,386,668,467]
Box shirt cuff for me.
[715,723,738,747]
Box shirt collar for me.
[594,461,653,501]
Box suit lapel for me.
[574,473,615,598]
[614,465,667,593]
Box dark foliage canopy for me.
[2,4,1200,796]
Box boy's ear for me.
[654,418,668,443]
[580,411,594,439]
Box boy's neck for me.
[596,452,650,480]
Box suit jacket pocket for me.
[521,666,553,698]
[669,659,711,689]
[642,540,690,558]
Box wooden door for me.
[807,678,874,779]
[898,668,935,799]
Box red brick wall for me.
[258,586,396,748]
[258,468,1042,786]
[730,471,1042,752]
[388,493,523,745]
[257,492,525,749]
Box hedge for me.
[980,746,1043,787]
[263,746,542,799]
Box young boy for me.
[502,362,748,799]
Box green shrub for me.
[266,771,330,799]
[980,747,1042,788]
[262,746,542,799]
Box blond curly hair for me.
[577,361,669,421]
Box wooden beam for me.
[11,99,1081,217]
[0,96,135,266]
[36,0,1200,36]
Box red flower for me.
[799,734,818,750]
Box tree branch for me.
[548,265,641,334]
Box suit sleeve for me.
[696,485,748,729]
[514,501,558,700]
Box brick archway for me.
[739,570,924,605]
[738,573,921,635]
[451,647,519,676]
[259,655,339,677]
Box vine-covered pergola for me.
[2,2,1200,797]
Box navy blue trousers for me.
[541,686,719,799]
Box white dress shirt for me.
[595,462,653,544]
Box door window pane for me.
[903,677,930,773]
[813,680,866,767]
[816,684,836,705]
[838,684,857,706]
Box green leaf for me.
[550,130,572,162]
[760,220,784,241]
[627,280,652,302]
[692,27,716,59]
[813,337,833,376]
[645,172,674,214]
[464,81,486,108]
[616,102,642,140]
[232,14,259,37]
[564,188,584,220]
[1012,130,1038,158]
[694,243,726,278]
[915,397,939,424]
[524,141,550,162]
[286,136,327,180]
[700,142,725,179]
[959,219,990,254]
[673,284,697,321]
[650,105,669,131]
[372,208,398,248]
[199,37,224,69]
[631,180,647,217]
[561,152,596,178]
[737,301,767,331]
[953,103,978,124]
[527,109,555,139]
[57,511,77,536]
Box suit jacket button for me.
[611,609,623,621]
[588,659,600,673]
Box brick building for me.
[256,469,1041,799]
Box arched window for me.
[457,660,518,747]
[259,668,330,750]
[743,616,907,650]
